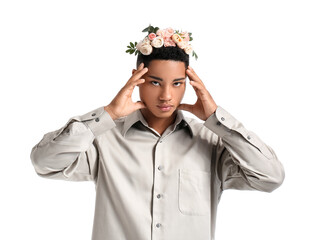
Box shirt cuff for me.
[203,106,234,138]
[69,106,117,137]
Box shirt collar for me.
[121,109,193,138]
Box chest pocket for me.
[178,168,211,216]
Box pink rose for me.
[165,27,174,37]
[184,44,193,54]
[177,41,187,49]
[148,33,156,41]
[180,31,190,42]
[157,28,174,39]
[164,38,176,47]
[156,29,162,36]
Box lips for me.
[157,104,173,108]
[157,104,173,112]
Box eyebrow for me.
[149,75,186,82]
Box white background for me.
[1,0,316,239]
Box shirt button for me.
[158,165,163,171]
[95,118,100,122]
[157,194,162,199]
[221,117,225,121]
[91,113,96,116]
[247,135,251,140]
[156,223,161,228]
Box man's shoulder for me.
[181,113,216,137]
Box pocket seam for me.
[178,168,211,216]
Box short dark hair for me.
[136,46,189,69]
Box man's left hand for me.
[178,66,218,121]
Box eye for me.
[174,82,183,87]
[151,81,160,86]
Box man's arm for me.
[204,106,285,192]
[179,65,284,192]
[30,63,149,181]
[30,106,116,181]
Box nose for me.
[159,86,172,101]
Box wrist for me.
[104,105,118,120]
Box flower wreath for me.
[126,24,198,60]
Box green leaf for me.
[189,37,193,41]
[135,42,137,46]
[142,27,149,32]
[192,51,198,60]
[134,51,138,55]
[126,49,130,53]
[130,42,134,48]
[142,24,152,33]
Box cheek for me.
[139,84,153,101]
[177,85,186,97]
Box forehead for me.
[147,60,186,76]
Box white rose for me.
[139,43,153,55]
[136,41,142,50]
[143,36,150,44]
[172,33,182,43]
[136,37,151,50]
[151,36,164,48]
[184,44,193,54]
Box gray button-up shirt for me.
[30,106,285,240]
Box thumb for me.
[178,103,193,113]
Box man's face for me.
[136,59,187,119]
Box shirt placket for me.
[151,135,166,240]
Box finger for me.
[189,79,204,91]
[134,100,147,110]
[190,81,212,101]
[178,103,194,113]
[138,62,144,69]
[186,67,205,86]
[186,69,200,82]
[127,78,145,90]
[188,66,199,77]
[133,78,146,87]
[131,67,148,82]
[189,80,204,98]
[125,67,148,88]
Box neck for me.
[140,109,177,135]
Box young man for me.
[30,26,285,240]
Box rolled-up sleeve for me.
[30,106,116,181]
[204,106,285,192]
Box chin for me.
[151,106,176,118]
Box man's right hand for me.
[104,63,148,120]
